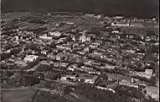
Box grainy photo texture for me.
[0,0,159,102]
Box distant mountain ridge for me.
[1,0,159,18]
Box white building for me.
[84,79,95,84]
[104,64,116,70]
[119,80,139,88]
[145,86,159,101]
[113,16,124,20]
[49,31,62,37]
[135,69,153,79]
[112,30,120,34]
[60,75,76,82]
[111,22,130,27]
[79,34,91,43]
[145,69,153,78]
[96,86,116,93]
[39,34,52,40]
[24,55,38,63]
[83,76,98,84]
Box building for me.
[119,80,139,88]
[77,74,98,84]
[145,69,153,78]
[15,60,27,68]
[112,30,120,34]
[113,16,124,20]
[60,75,76,82]
[39,34,52,40]
[24,55,38,63]
[96,86,116,93]
[134,69,153,79]
[49,31,62,38]
[145,86,159,101]
[56,45,71,51]
[79,31,91,43]
[104,63,116,70]
[111,22,130,27]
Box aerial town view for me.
[0,0,159,102]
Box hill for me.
[1,0,159,18]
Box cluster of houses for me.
[1,13,159,101]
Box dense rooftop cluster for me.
[0,12,159,102]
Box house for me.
[15,60,27,68]
[65,21,74,25]
[39,34,52,40]
[56,37,68,44]
[119,80,139,88]
[125,49,136,54]
[134,69,153,79]
[60,75,77,82]
[104,63,116,70]
[84,76,98,84]
[145,86,159,101]
[93,51,103,56]
[84,78,95,84]
[56,45,71,51]
[113,16,124,20]
[130,23,144,28]
[84,14,95,18]
[96,86,116,93]
[41,50,48,55]
[111,22,130,27]
[79,31,91,43]
[80,66,94,72]
[67,67,75,71]
[70,34,76,41]
[145,69,153,78]
[47,53,56,60]
[79,34,90,42]
[55,52,67,61]
[112,30,120,34]
[49,31,62,38]
[84,60,94,66]
[24,55,38,63]
[88,71,101,75]
[60,62,69,68]
[77,74,98,84]
[67,64,78,71]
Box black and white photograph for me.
[0,0,159,102]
